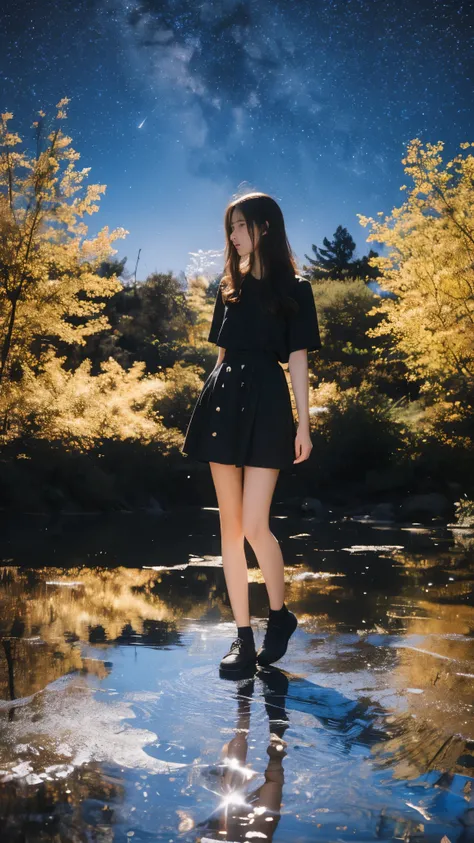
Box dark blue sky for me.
[1,0,472,281]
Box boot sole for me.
[219,654,257,672]
[219,658,257,680]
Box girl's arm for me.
[288,349,313,463]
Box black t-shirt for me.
[207,273,322,365]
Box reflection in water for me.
[0,515,473,841]
[196,671,288,842]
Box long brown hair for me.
[220,191,300,317]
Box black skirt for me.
[181,348,297,470]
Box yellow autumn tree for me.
[184,273,215,346]
[358,139,474,401]
[0,98,128,430]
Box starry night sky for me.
[1,0,472,281]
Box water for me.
[0,507,473,842]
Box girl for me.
[181,192,322,675]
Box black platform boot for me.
[256,604,298,667]
[219,626,256,673]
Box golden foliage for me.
[358,139,474,397]
[184,274,216,345]
[0,350,177,448]
[0,101,128,390]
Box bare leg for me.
[209,462,249,627]
[242,466,285,611]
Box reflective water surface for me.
[0,507,473,842]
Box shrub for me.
[155,360,209,432]
[309,380,406,486]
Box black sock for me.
[237,625,255,647]
[269,603,288,620]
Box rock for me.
[144,496,165,514]
[301,497,325,519]
[399,492,453,521]
[369,502,396,522]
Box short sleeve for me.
[207,284,225,344]
[287,279,322,353]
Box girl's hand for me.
[293,425,313,464]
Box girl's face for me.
[229,209,262,258]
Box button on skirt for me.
[181,348,297,470]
